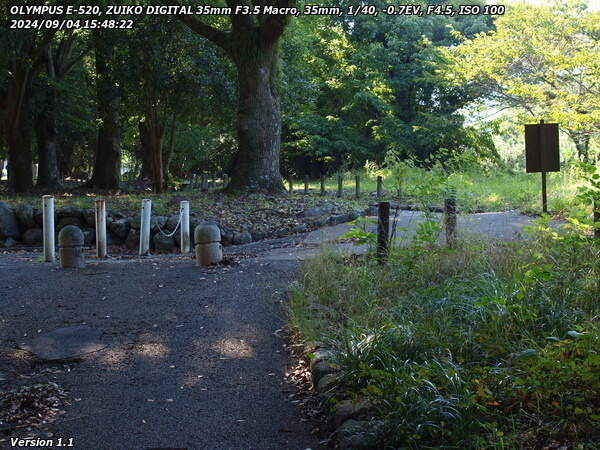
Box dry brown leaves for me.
[0,380,69,443]
[285,343,331,445]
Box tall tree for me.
[35,31,87,189]
[89,29,122,189]
[174,1,295,193]
[0,4,57,192]
[452,0,600,162]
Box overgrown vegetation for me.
[289,202,600,447]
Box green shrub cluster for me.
[289,218,600,448]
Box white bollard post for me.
[95,199,107,258]
[180,200,190,253]
[139,199,152,256]
[42,195,55,262]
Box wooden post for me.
[211,173,216,190]
[337,175,343,198]
[304,175,309,194]
[355,175,360,199]
[42,195,55,263]
[223,173,229,188]
[180,200,190,253]
[289,176,294,193]
[541,171,548,213]
[594,199,600,239]
[444,194,457,248]
[376,176,383,199]
[139,199,152,256]
[377,201,390,263]
[95,199,107,258]
[320,174,325,196]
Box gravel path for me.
[0,238,321,450]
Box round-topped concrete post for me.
[58,225,85,268]
[194,225,222,266]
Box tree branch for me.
[176,14,230,51]
[259,0,296,42]
[226,0,256,30]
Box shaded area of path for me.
[0,210,553,449]
[0,250,321,450]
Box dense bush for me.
[289,212,600,447]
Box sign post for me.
[525,119,560,214]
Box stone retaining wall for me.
[0,202,371,250]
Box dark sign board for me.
[525,123,560,173]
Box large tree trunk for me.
[58,140,75,179]
[139,121,164,193]
[7,123,34,192]
[226,39,284,193]
[574,135,590,163]
[5,68,34,192]
[35,88,61,189]
[139,145,153,180]
[89,30,121,190]
[176,8,292,193]
[163,114,177,179]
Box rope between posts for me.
[156,208,183,237]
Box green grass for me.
[289,219,600,448]
[2,167,588,219]
[292,167,587,216]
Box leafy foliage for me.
[290,209,600,447]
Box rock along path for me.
[0,210,552,450]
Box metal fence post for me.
[180,200,190,253]
[42,195,55,262]
[95,199,107,258]
[139,199,152,256]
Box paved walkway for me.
[0,210,551,449]
[0,248,321,450]
[260,210,551,261]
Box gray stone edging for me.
[305,343,378,450]
[0,201,376,250]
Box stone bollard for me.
[58,225,85,269]
[194,224,222,266]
